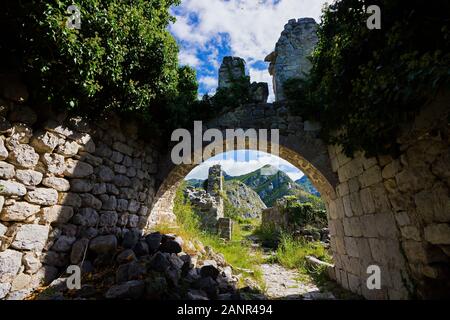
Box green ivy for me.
[285,0,450,156]
[0,0,205,137]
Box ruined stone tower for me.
[217,56,269,103]
[218,57,248,90]
[265,18,318,101]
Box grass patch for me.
[155,183,266,291]
[268,233,332,282]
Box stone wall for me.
[0,80,167,299]
[265,18,318,101]
[261,206,288,230]
[326,91,450,299]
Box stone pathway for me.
[260,263,335,300]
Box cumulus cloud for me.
[170,0,328,97]
[185,150,304,181]
[198,75,218,91]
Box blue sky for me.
[185,150,305,181]
[169,0,328,101]
[170,1,328,182]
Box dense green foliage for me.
[273,233,331,274]
[1,0,207,136]
[208,76,251,111]
[280,195,327,229]
[286,0,450,156]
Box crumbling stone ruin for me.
[218,57,247,90]
[265,18,318,101]
[184,165,232,240]
[217,57,269,103]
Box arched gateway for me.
[150,92,450,300]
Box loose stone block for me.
[11,224,49,251]
[64,159,93,178]
[1,201,41,221]
[0,180,26,196]
[424,224,450,245]
[41,205,74,225]
[0,249,22,282]
[25,188,58,206]
[42,176,70,191]
[0,161,15,179]
[15,169,43,186]
[30,131,60,153]
[42,153,66,175]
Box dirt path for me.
[260,262,335,300]
[246,235,335,300]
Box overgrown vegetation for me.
[285,0,450,156]
[272,233,331,276]
[0,0,211,137]
[157,182,265,289]
[280,195,327,229]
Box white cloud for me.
[199,75,218,90]
[249,67,275,102]
[178,50,201,67]
[170,0,328,97]
[185,151,304,181]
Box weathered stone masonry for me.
[0,82,168,299]
[0,16,449,300]
[327,91,450,299]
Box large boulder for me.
[145,232,162,252]
[159,239,182,254]
[104,280,145,299]
[89,235,117,255]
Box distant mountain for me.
[295,176,320,197]
[224,180,267,219]
[224,165,306,207]
[185,178,205,188]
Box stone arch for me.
[149,102,338,230]
[149,137,336,229]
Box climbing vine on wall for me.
[0,0,206,138]
[285,0,450,156]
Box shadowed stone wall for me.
[327,91,450,299]
[0,78,168,299]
